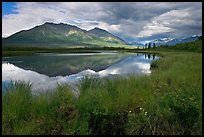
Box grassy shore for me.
[2,40,202,135]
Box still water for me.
[2,52,158,94]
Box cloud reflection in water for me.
[2,54,158,95]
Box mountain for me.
[88,27,127,44]
[180,35,201,43]
[147,35,201,47]
[153,38,173,46]
[129,41,144,46]
[3,22,89,44]
[2,22,127,47]
[88,27,114,37]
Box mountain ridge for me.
[2,22,128,48]
[146,35,201,47]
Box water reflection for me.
[2,52,128,77]
[99,53,159,76]
[144,53,157,60]
[2,52,158,94]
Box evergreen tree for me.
[153,43,156,48]
[148,43,151,49]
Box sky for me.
[2,2,202,43]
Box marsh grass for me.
[2,41,202,135]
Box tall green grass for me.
[2,41,202,135]
[76,51,202,135]
[2,83,78,135]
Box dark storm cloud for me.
[80,2,201,42]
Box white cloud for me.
[2,2,115,37]
[137,8,193,37]
[2,2,71,37]
[2,2,202,41]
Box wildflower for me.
[145,112,147,116]
[140,107,143,111]
[129,110,131,113]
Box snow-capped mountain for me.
[130,41,144,46]
[153,37,173,46]
[146,35,201,47]
[180,35,201,43]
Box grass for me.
[2,40,202,135]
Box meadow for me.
[2,39,202,135]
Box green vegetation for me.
[2,40,202,135]
[2,22,128,48]
[2,46,136,57]
[165,40,202,53]
[144,39,202,53]
[85,39,136,49]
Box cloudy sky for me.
[2,2,202,43]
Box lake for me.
[2,51,158,94]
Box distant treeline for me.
[2,46,131,57]
[143,39,202,53]
[159,39,202,53]
[2,46,128,52]
[2,38,202,55]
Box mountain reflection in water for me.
[2,52,158,94]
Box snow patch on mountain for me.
[145,35,201,46]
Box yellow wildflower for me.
[140,107,143,110]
